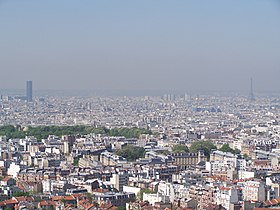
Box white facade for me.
[42,179,52,193]
[238,171,254,179]
[206,160,235,175]
[7,162,21,178]
[215,187,239,210]
[143,193,168,206]
[243,180,265,202]
[123,186,141,198]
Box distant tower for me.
[249,77,255,101]
[26,81,33,102]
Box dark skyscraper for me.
[249,77,255,101]
[26,81,33,102]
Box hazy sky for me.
[0,0,279,94]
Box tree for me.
[189,140,217,159]
[172,144,189,153]
[109,127,151,138]
[0,125,152,140]
[116,145,145,161]
[219,144,234,153]
[234,148,241,154]
[73,158,79,166]
[219,144,241,154]
[156,150,170,155]
[12,191,30,197]
[243,154,251,161]
[139,188,154,200]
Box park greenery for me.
[116,141,218,162]
[0,125,152,140]
[243,153,251,161]
[171,144,189,153]
[219,143,241,154]
[0,125,233,162]
[116,145,146,162]
[189,140,217,159]
[12,191,30,197]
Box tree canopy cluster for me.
[12,191,30,197]
[115,145,146,161]
[108,127,151,139]
[189,140,217,158]
[0,125,151,140]
[172,144,189,153]
[116,140,218,162]
[219,143,241,154]
[170,141,217,159]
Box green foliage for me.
[219,144,240,154]
[156,150,170,155]
[116,207,126,210]
[243,154,251,161]
[84,193,93,202]
[139,188,154,200]
[234,148,241,154]
[116,145,145,162]
[12,191,30,197]
[108,127,152,138]
[189,140,217,158]
[25,125,105,139]
[0,125,151,140]
[73,158,79,166]
[0,125,25,139]
[172,144,189,153]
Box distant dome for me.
[23,126,29,132]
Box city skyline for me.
[0,1,279,93]
[1,78,280,97]
[1,1,280,208]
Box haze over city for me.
[0,0,280,95]
[3,1,280,209]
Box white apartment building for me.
[214,186,239,210]
[243,180,266,202]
